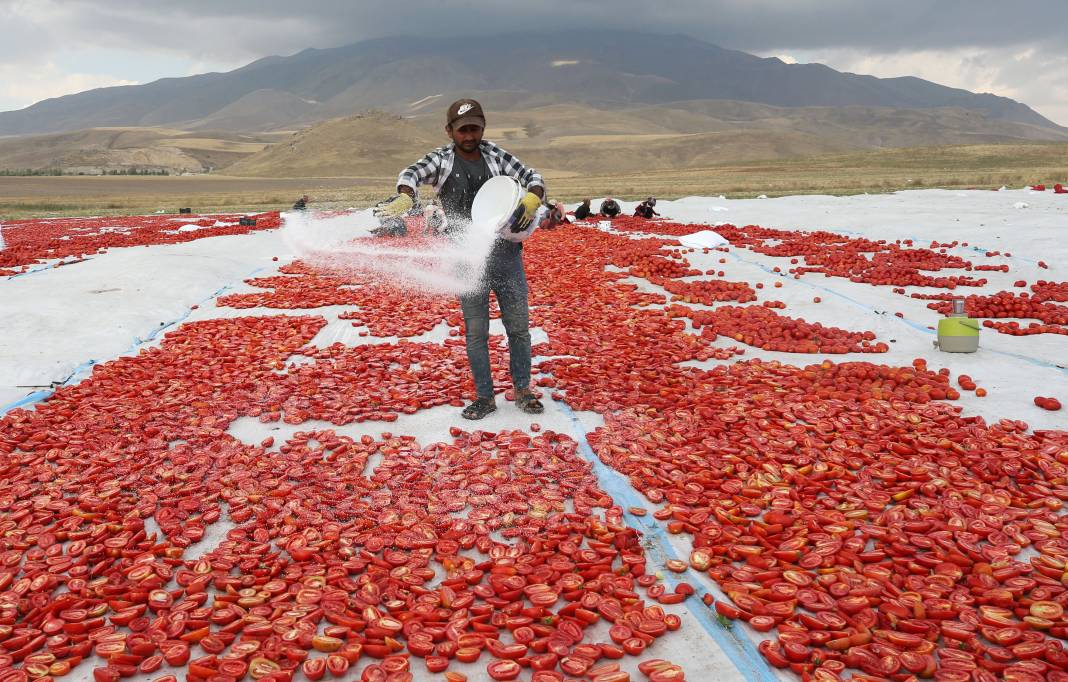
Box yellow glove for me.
[373,193,413,218]
[508,191,543,232]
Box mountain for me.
[4,99,1066,178]
[224,101,1068,178]
[0,32,1063,137]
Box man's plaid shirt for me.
[397,140,545,195]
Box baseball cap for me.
[447,98,486,129]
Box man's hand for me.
[373,193,413,218]
[508,191,543,233]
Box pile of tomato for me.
[926,293,1068,336]
[0,213,281,276]
[983,320,1068,337]
[657,278,758,305]
[600,217,707,237]
[522,228,751,414]
[624,255,702,281]
[668,304,888,354]
[219,262,461,339]
[2,211,1065,682]
[584,357,1068,680]
[528,228,1068,681]
[1030,281,1068,303]
[605,239,702,281]
[1,223,724,682]
[254,340,477,423]
[712,224,991,289]
[0,310,692,682]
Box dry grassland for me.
[2,143,1065,219]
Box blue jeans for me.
[459,243,530,399]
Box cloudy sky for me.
[3,0,1067,125]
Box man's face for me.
[447,123,484,153]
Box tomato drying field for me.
[1,188,1067,682]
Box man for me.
[574,198,593,221]
[634,197,660,219]
[292,194,309,211]
[599,197,621,218]
[375,98,546,420]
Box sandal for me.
[461,397,497,420]
[515,391,544,415]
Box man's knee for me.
[464,317,490,341]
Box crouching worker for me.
[599,197,621,218]
[634,197,660,219]
[376,98,546,419]
[574,198,593,221]
[370,195,412,237]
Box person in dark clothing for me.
[574,198,593,221]
[376,98,546,420]
[634,197,660,219]
[369,211,409,237]
[292,194,309,211]
[370,193,421,237]
[599,198,621,218]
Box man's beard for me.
[459,140,479,152]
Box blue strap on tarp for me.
[0,390,53,413]
[556,401,780,682]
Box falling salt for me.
[280,210,498,295]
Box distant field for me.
[1,143,1065,219]
[547,143,1068,200]
[0,176,379,219]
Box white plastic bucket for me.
[471,176,541,242]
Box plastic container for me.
[934,299,980,352]
[471,176,541,243]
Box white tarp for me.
[4,188,1068,682]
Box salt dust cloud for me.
[280,210,497,296]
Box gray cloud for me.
[2,0,1066,123]
[0,4,56,61]
[17,0,1068,59]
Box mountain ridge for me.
[0,31,1061,136]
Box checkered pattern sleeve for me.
[398,147,447,191]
